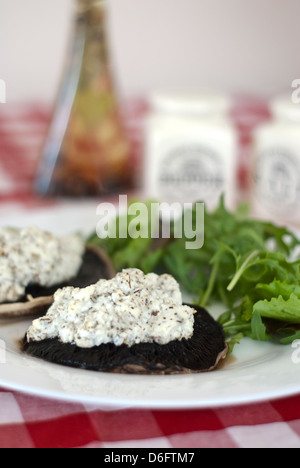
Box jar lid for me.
[271,94,300,123]
[150,90,231,116]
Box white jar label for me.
[157,144,225,202]
[253,148,300,214]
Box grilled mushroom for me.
[0,245,115,319]
[22,305,228,374]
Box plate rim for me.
[1,319,300,409]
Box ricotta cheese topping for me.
[26,268,196,348]
[0,226,85,303]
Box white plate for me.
[0,202,299,409]
[0,316,299,409]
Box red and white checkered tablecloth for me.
[0,99,300,449]
[1,387,300,449]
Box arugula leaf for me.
[87,195,300,352]
[256,280,300,301]
[278,329,300,345]
[227,250,260,292]
[227,333,244,354]
[254,294,300,324]
[249,311,269,341]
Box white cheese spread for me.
[0,226,85,303]
[26,268,196,348]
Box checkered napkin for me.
[1,387,300,448]
[0,99,299,449]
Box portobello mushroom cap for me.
[22,305,228,374]
[0,245,115,319]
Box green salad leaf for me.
[254,294,300,323]
[87,195,300,352]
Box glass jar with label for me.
[143,91,238,210]
[250,94,300,226]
